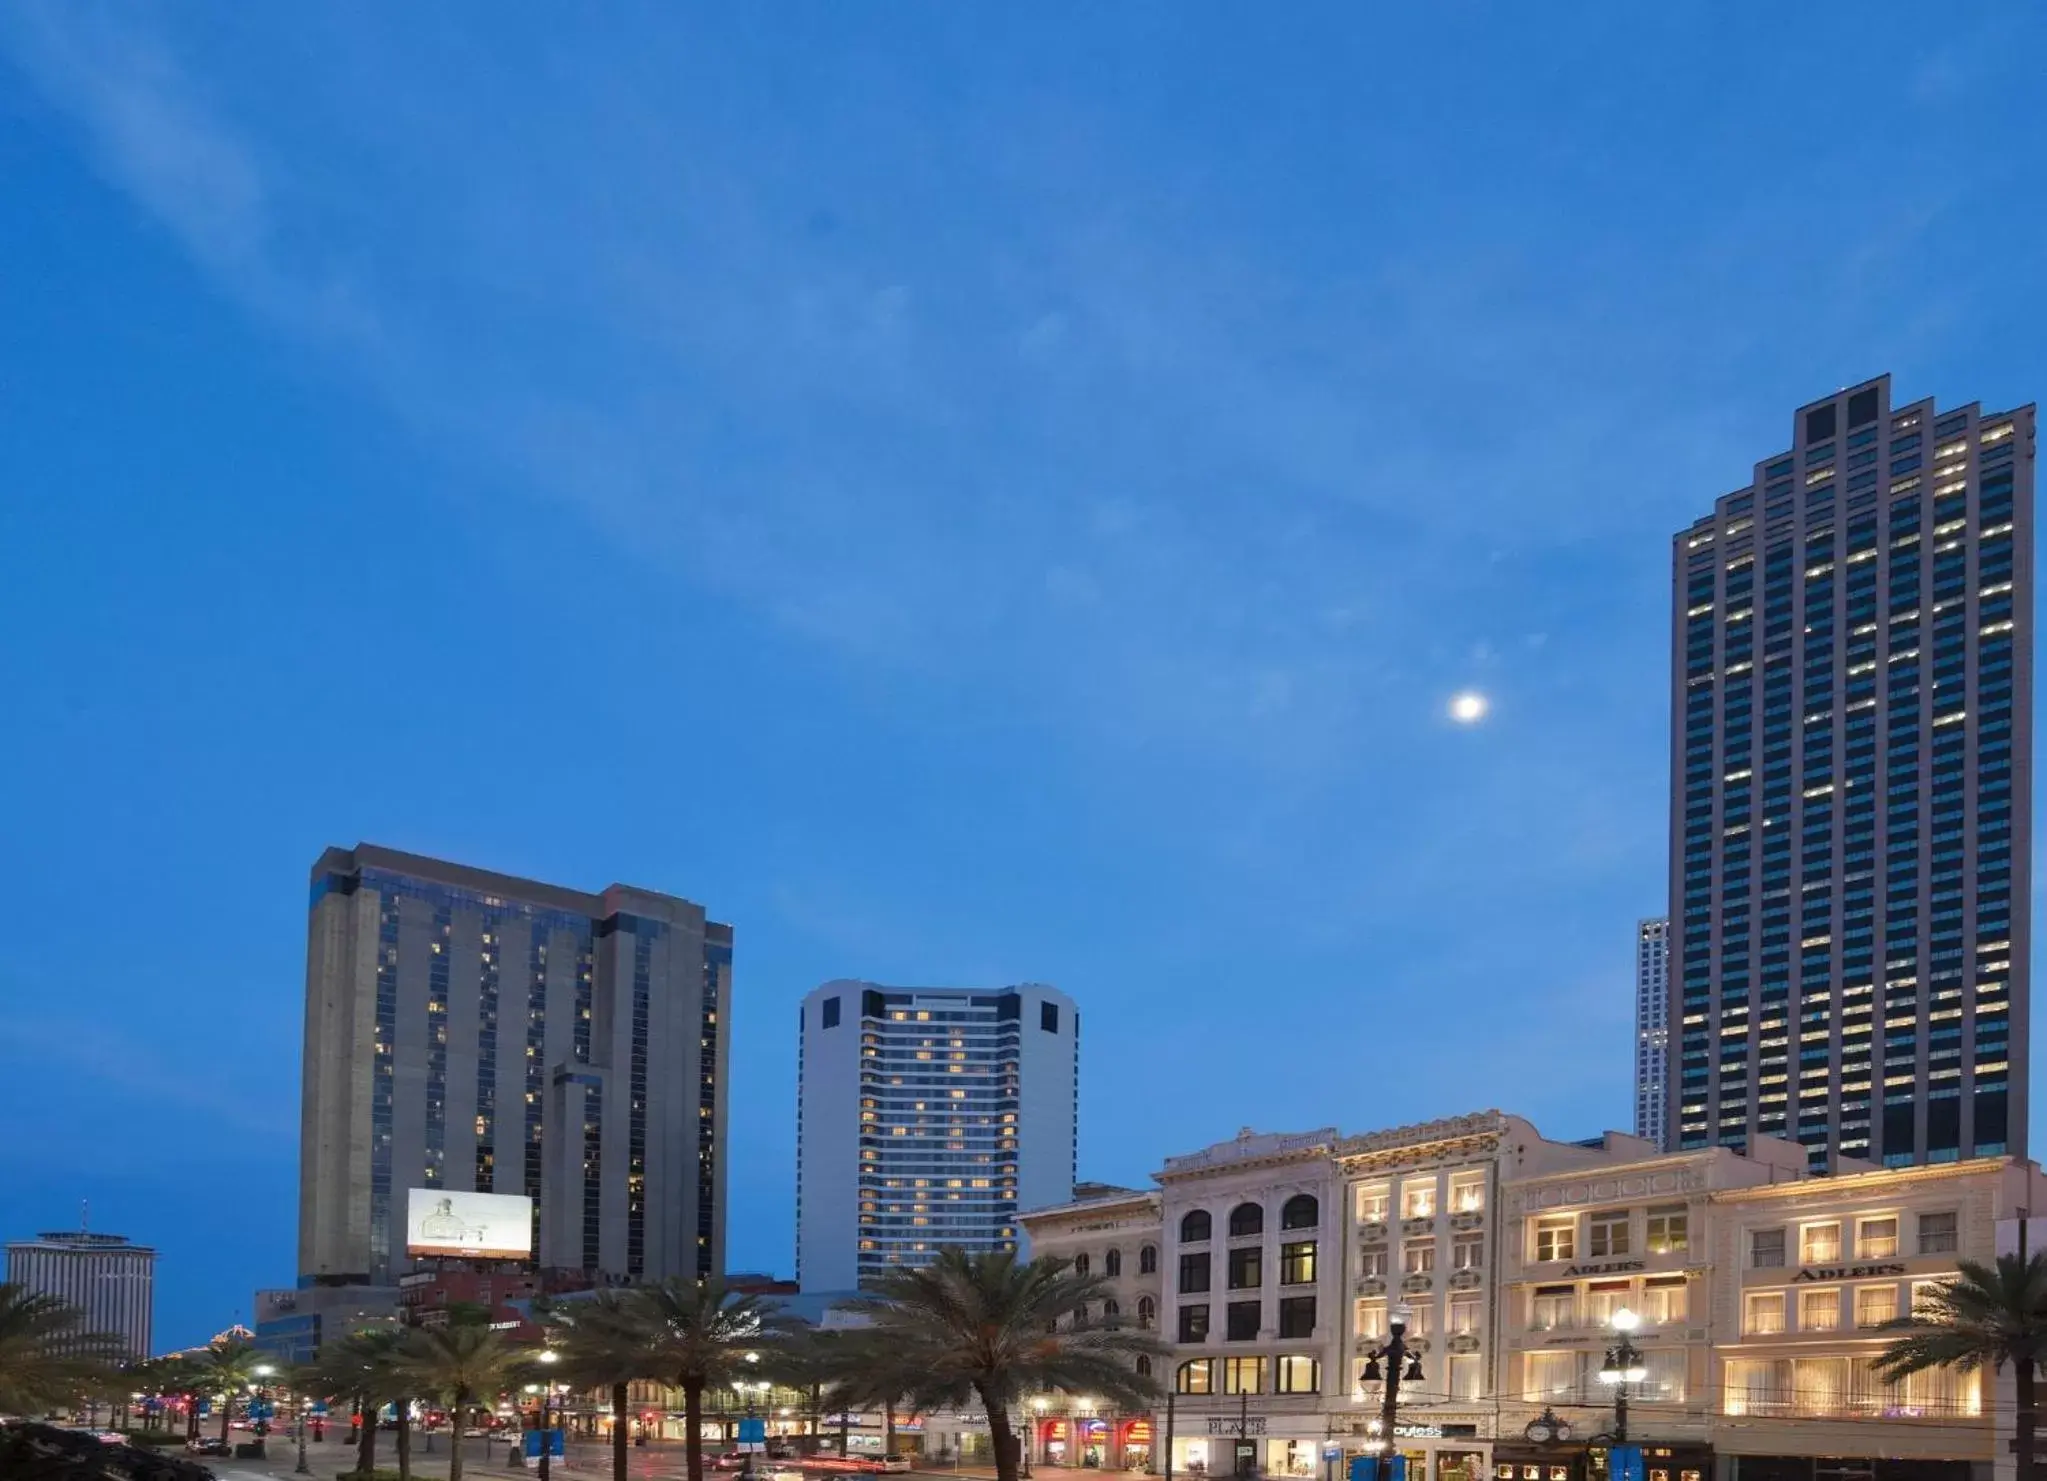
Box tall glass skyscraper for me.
[301,844,732,1286]
[796,980,1078,1290]
[1669,376,2032,1169]
[1634,917,1670,1147]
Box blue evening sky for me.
[3,4,2043,1350]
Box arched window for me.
[1074,1303,1089,1327]
[1139,1244,1158,1275]
[1181,1210,1212,1243]
[1137,1296,1156,1330]
[1136,1356,1153,1379]
[1229,1202,1264,1238]
[1104,1298,1121,1326]
[1106,1248,1123,1277]
[1176,1359,1215,1396]
[1075,1252,1091,1276]
[1282,1194,1319,1230]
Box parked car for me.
[188,1437,233,1456]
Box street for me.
[203,1441,989,1481]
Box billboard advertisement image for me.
[405,1188,534,1259]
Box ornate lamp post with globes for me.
[1359,1302,1424,1471]
[1596,1309,1647,1443]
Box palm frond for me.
[1870,1250,2047,1382]
[0,1283,127,1416]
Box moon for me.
[1449,691,1489,724]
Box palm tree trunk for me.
[220,1393,233,1445]
[357,1396,378,1477]
[2018,1356,2037,1481]
[685,1378,706,1481]
[885,1403,896,1459]
[397,1406,413,1481]
[449,1387,470,1481]
[979,1384,1019,1481]
[613,1382,630,1481]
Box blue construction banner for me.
[1610,1447,1644,1481]
[524,1430,566,1458]
[738,1419,766,1446]
[1350,1458,1407,1481]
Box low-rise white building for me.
[1495,1134,1806,1481]
[1017,1187,1167,1471]
[1335,1114,1618,1481]
[1159,1129,1348,1480]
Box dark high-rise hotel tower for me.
[301,845,732,1286]
[1669,376,2032,1169]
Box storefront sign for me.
[1394,1425,1443,1439]
[1563,1261,1645,1276]
[1208,1418,1268,1436]
[1794,1263,1906,1281]
[1125,1423,1154,1446]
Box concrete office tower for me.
[301,844,732,1287]
[1635,917,1671,1147]
[6,1231,155,1359]
[1669,376,2033,1169]
[797,980,1078,1291]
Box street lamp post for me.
[295,1391,312,1475]
[1597,1309,1647,1444]
[253,1365,277,1459]
[530,1348,562,1481]
[1360,1303,1423,1476]
[739,1379,771,1481]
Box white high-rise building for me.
[797,980,1078,1291]
[1635,916,1671,1147]
[6,1230,155,1359]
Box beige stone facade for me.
[1018,1188,1166,1471]
[1708,1157,2047,1479]
[1498,1136,1806,1481]
[1335,1114,1614,1481]
[1010,1123,2047,1481]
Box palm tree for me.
[619,1277,782,1481]
[141,1353,207,1440]
[545,1291,660,1481]
[184,1337,270,1445]
[0,1283,124,1418]
[390,1325,532,1481]
[757,1330,847,1454]
[837,1249,1164,1481]
[1873,1251,2047,1481]
[822,1334,924,1465]
[305,1327,409,1478]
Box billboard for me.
[405,1188,534,1260]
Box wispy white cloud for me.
[0,5,1680,764]
[2,5,384,351]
